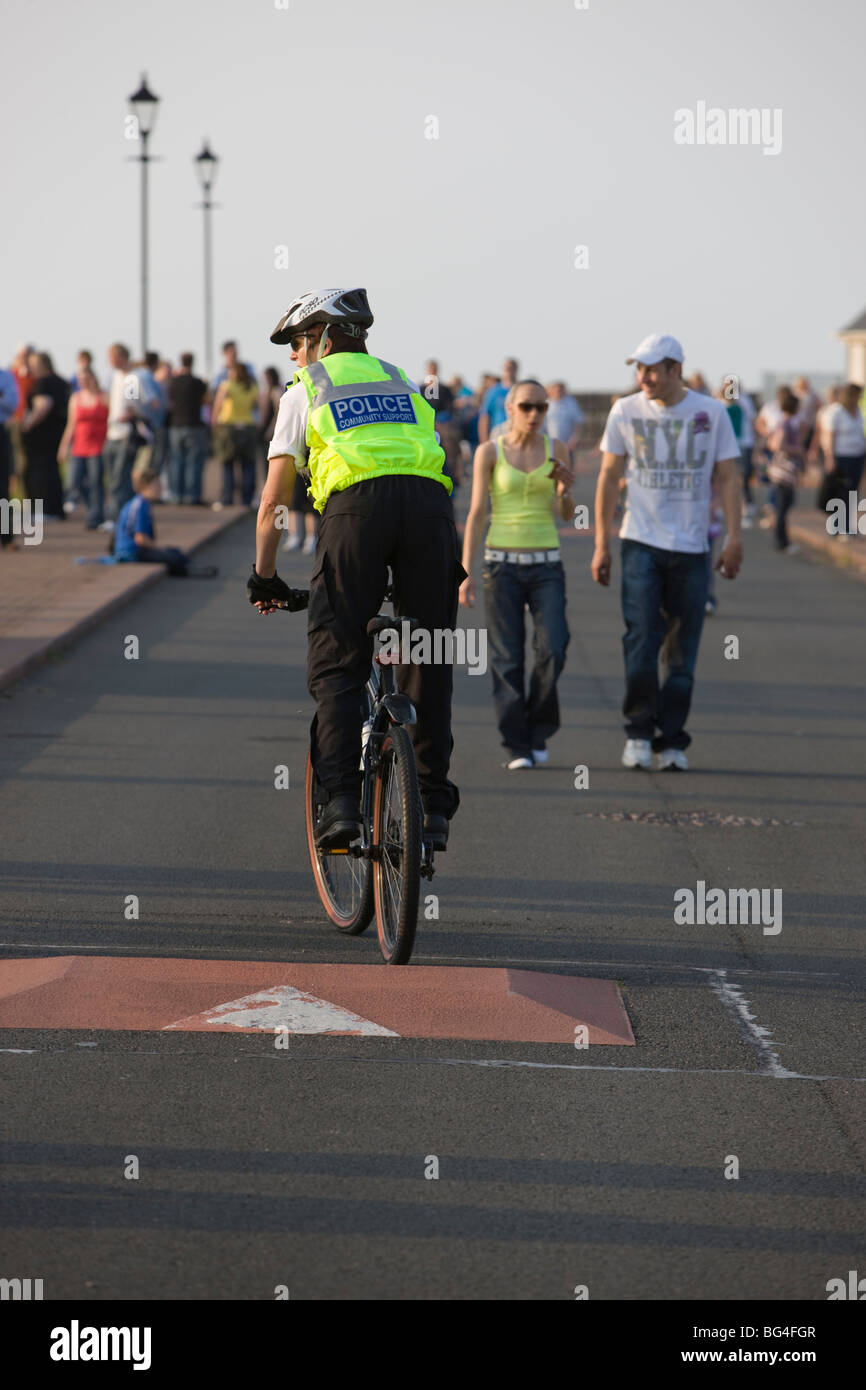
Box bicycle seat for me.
[367,614,420,637]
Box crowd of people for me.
[1,333,863,773]
[0,340,286,534]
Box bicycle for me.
[276,589,436,965]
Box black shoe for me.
[316,794,362,848]
[423,813,448,851]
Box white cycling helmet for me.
[269,287,373,346]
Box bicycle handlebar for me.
[273,590,310,610]
[272,583,395,612]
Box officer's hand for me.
[247,567,302,615]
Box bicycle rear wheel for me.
[372,725,422,964]
[305,752,373,934]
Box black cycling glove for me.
[247,567,308,612]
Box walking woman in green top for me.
[460,379,575,769]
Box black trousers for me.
[307,475,465,819]
[24,444,64,518]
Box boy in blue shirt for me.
[114,466,190,575]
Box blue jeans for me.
[104,437,137,519]
[169,426,207,503]
[620,539,708,751]
[482,559,570,757]
[137,544,189,576]
[69,454,105,527]
[774,482,795,549]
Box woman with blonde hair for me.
[460,379,574,769]
[212,361,260,507]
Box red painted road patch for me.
[0,957,634,1045]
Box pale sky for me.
[3,0,864,392]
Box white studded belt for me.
[484,548,560,564]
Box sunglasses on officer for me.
[289,328,323,352]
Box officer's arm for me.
[255,454,297,579]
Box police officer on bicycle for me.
[247,288,464,851]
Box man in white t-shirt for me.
[592,334,743,771]
[104,342,148,524]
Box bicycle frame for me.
[344,634,435,880]
[278,593,436,881]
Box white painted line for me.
[388,1058,860,1080]
[162,984,399,1036]
[413,954,836,980]
[0,1047,862,1081]
[706,969,797,1078]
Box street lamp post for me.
[128,75,160,357]
[194,141,219,379]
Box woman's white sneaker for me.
[506,756,534,770]
[657,748,688,771]
[531,748,549,765]
[622,739,652,769]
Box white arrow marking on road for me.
[162,985,399,1036]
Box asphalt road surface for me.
[1,483,864,1301]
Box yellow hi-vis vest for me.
[294,353,451,512]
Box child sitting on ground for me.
[75,465,218,575]
[113,466,192,574]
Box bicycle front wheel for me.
[305,752,373,935]
[372,725,422,965]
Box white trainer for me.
[303,534,317,555]
[506,756,534,771]
[622,739,652,769]
[282,535,302,552]
[657,747,688,771]
[531,748,549,765]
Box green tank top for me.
[486,434,559,550]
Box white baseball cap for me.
[626,333,684,366]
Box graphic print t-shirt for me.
[600,389,740,553]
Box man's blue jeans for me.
[104,438,137,519]
[483,559,570,757]
[620,539,708,751]
[169,426,207,503]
